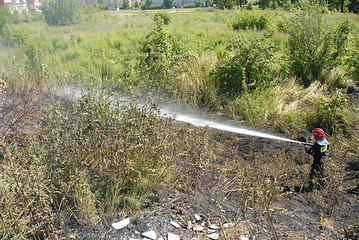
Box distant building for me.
[0,0,200,13]
[0,0,43,13]
[77,0,198,8]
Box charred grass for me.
[0,88,358,239]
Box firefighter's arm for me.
[305,144,314,155]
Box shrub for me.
[1,28,49,87]
[287,11,332,87]
[211,34,276,97]
[1,28,29,47]
[344,33,359,83]
[183,3,196,8]
[0,8,11,35]
[0,91,212,234]
[153,12,172,25]
[308,89,356,134]
[331,20,353,65]
[140,16,192,95]
[39,0,80,26]
[0,92,212,232]
[163,0,174,8]
[0,132,56,239]
[231,12,270,31]
[40,93,209,215]
[146,4,163,9]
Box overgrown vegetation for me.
[39,0,80,26]
[0,92,212,238]
[0,5,358,239]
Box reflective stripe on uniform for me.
[320,145,328,153]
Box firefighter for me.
[306,128,330,191]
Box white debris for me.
[168,232,180,240]
[207,228,217,233]
[170,221,181,228]
[209,224,220,230]
[141,230,157,240]
[223,222,233,228]
[207,233,220,239]
[111,217,130,230]
[193,225,204,231]
[187,221,193,230]
[194,214,202,221]
[129,238,140,240]
[240,236,249,240]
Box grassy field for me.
[0,6,358,239]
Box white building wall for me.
[4,0,29,12]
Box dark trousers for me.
[308,157,326,190]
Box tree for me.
[133,1,140,9]
[348,0,359,12]
[236,0,247,8]
[328,0,349,12]
[39,0,80,26]
[213,0,236,8]
[122,0,130,9]
[258,0,270,9]
[143,0,154,9]
[97,0,107,10]
[163,0,174,8]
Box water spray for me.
[160,108,313,146]
[55,86,313,146]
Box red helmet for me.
[312,128,325,140]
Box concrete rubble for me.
[111,217,131,230]
[111,214,234,240]
[141,230,157,239]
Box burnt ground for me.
[0,90,358,240]
[60,137,357,240]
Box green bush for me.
[308,89,356,134]
[146,4,163,9]
[231,12,270,31]
[163,0,174,8]
[211,34,276,97]
[1,28,29,47]
[287,11,332,87]
[331,20,353,65]
[140,16,192,95]
[39,0,80,26]
[344,33,359,83]
[0,8,11,35]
